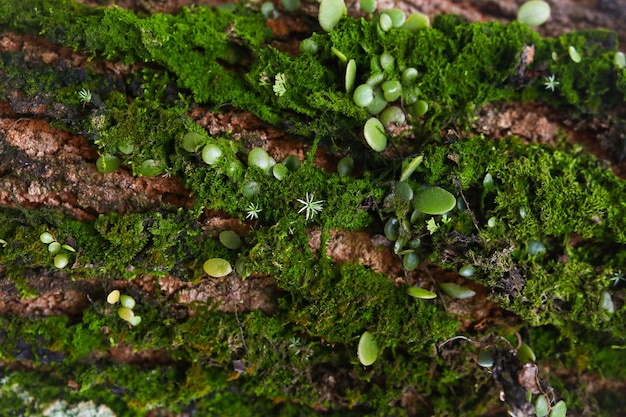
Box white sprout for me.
[245,202,262,220]
[297,192,324,221]
[543,74,559,92]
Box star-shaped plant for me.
[543,74,560,92]
[245,202,262,220]
[297,192,324,221]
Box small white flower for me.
[543,74,560,92]
[245,202,262,220]
[297,192,324,221]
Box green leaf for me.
[407,286,437,299]
[357,331,379,366]
[413,186,456,215]
[440,282,475,299]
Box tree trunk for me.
[1,0,626,416]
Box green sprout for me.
[245,202,262,220]
[77,88,92,105]
[543,74,560,91]
[297,192,324,221]
[273,73,287,96]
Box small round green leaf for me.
[401,12,430,32]
[384,217,400,241]
[129,315,142,326]
[118,307,134,322]
[138,159,164,177]
[359,0,376,13]
[413,186,456,215]
[517,342,536,363]
[107,290,120,304]
[357,331,379,366]
[281,0,300,12]
[337,156,354,176]
[378,13,392,32]
[40,232,54,244]
[381,9,406,27]
[615,51,626,68]
[363,118,387,152]
[220,231,242,250]
[402,252,419,271]
[459,265,475,277]
[535,395,549,417]
[407,286,436,299]
[248,148,271,171]
[120,294,136,309]
[353,84,374,107]
[477,349,493,368]
[440,282,475,299]
[550,400,567,417]
[54,253,69,269]
[401,67,418,86]
[202,143,223,165]
[379,106,406,126]
[318,0,345,32]
[96,154,121,174]
[48,242,61,255]
[382,80,402,102]
[181,132,205,152]
[409,99,429,117]
[517,1,551,26]
[203,258,233,277]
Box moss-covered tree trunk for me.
[1,0,626,416]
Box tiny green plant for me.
[357,331,379,366]
[77,88,92,106]
[297,192,324,221]
[203,258,233,277]
[413,186,456,215]
[543,74,559,91]
[407,286,437,299]
[318,0,345,32]
[245,202,262,220]
[273,73,287,96]
[440,282,476,299]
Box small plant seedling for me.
[203,258,233,277]
[245,202,262,220]
[535,395,549,417]
[359,0,376,14]
[413,186,456,215]
[459,265,475,277]
[440,282,475,299]
[138,159,164,177]
[337,156,354,176]
[297,192,324,221]
[407,286,436,299]
[402,252,419,270]
[120,295,136,309]
[357,331,379,366]
[54,253,69,269]
[353,84,375,107]
[517,0,551,26]
[543,74,560,91]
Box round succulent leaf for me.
[568,45,581,63]
[366,89,388,115]
[357,331,379,366]
[394,181,414,201]
[40,232,55,244]
[550,400,567,417]
[517,342,537,363]
[402,252,419,271]
[203,258,233,277]
[120,294,136,309]
[181,132,205,152]
[379,105,406,126]
[202,143,223,165]
[353,84,374,107]
[248,148,271,171]
[96,154,121,174]
[378,13,392,32]
[138,159,164,177]
[517,0,551,26]
[440,282,475,299]
[129,315,142,326]
[413,186,456,215]
[384,217,400,241]
[534,396,549,417]
[54,253,69,269]
[359,0,376,13]
[477,349,494,368]
[219,230,242,250]
[48,242,61,255]
[407,286,436,299]
[402,12,430,31]
[318,0,345,32]
[107,290,121,304]
[337,156,354,176]
[118,307,134,322]
[401,67,418,86]
[363,118,387,151]
[459,265,475,277]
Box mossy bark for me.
[1,1,626,416]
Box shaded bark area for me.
[1,0,626,416]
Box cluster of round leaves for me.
[203,230,253,279]
[39,232,75,269]
[383,181,456,269]
[306,0,431,152]
[107,290,141,326]
[96,152,167,177]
